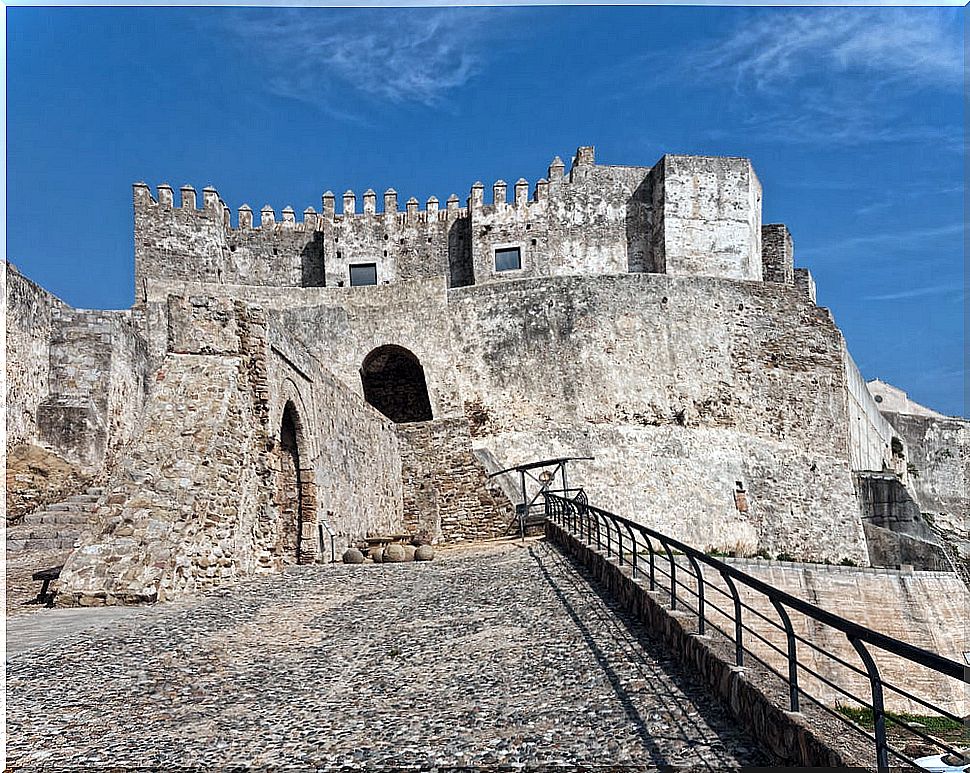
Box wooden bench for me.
[31,565,63,605]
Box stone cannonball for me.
[342,548,365,565]
[414,545,435,562]
[383,543,406,563]
[370,547,384,563]
[402,545,416,562]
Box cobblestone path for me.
[6,539,769,770]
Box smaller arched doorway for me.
[360,345,433,423]
[278,400,313,563]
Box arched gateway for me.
[360,345,433,423]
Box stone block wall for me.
[6,263,150,516]
[396,418,513,543]
[55,296,406,604]
[761,224,794,284]
[653,155,763,281]
[448,273,869,564]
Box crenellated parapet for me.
[133,145,779,294]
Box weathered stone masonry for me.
[8,145,966,604]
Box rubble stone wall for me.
[396,418,513,543]
[6,263,69,446]
[56,297,404,604]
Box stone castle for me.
[6,146,968,606]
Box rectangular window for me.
[349,263,378,286]
[495,247,521,272]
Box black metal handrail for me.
[543,492,969,772]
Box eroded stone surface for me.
[7,540,768,769]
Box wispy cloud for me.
[855,183,963,216]
[693,8,962,92]
[221,9,492,115]
[799,223,963,258]
[863,282,965,302]
[620,8,963,149]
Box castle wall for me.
[57,296,405,604]
[133,184,229,295]
[5,263,68,447]
[134,271,871,563]
[5,263,150,473]
[134,147,768,296]
[448,273,868,563]
[470,154,654,285]
[264,312,405,546]
[843,348,902,474]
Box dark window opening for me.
[361,345,433,423]
[349,263,378,286]
[495,246,521,272]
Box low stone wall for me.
[545,520,874,768]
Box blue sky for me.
[6,6,964,415]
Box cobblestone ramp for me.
[6,540,769,769]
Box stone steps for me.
[7,489,103,554]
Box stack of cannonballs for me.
[342,535,434,565]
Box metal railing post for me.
[617,518,624,565]
[624,523,638,578]
[771,599,800,712]
[849,636,890,773]
[661,541,677,609]
[685,553,706,636]
[646,535,656,590]
[720,571,744,667]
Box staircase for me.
[6,487,103,553]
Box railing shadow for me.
[528,540,768,770]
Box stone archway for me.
[360,345,433,423]
[277,399,317,563]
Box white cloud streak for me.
[222,9,491,113]
[693,8,962,92]
[670,8,963,148]
[798,223,963,258]
[863,282,965,302]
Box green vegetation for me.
[837,705,968,736]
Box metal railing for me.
[544,492,969,772]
